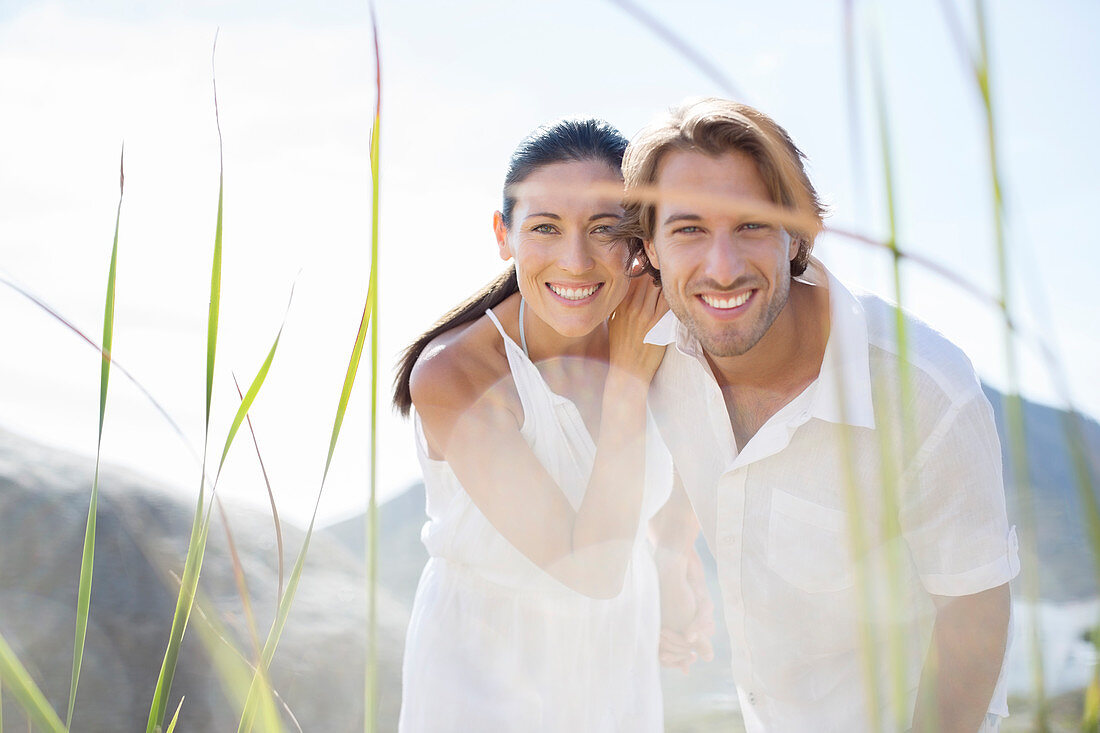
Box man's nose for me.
[703,233,746,286]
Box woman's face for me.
[494,159,629,340]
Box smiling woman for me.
[390,118,675,732]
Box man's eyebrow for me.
[662,213,703,226]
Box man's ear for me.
[493,211,511,262]
[786,230,799,262]
[643,239,661,271]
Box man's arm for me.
[900,389,1019,731]
[649,473,715,671]
[911,583,1011,733]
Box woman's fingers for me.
[659,630,700,673]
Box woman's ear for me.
[493,211,511,262]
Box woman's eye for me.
[591,224,612,234]
[532,223,557,234]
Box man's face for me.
[644,149,798,359]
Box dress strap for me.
[518,297,530,357]
[484,298,531,358]
[483,306,510,342]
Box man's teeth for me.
[549,283,600,300]
[701,291,751,309]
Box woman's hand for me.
[656,547,716,673]
[607,276,668,382]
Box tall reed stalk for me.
[236,14,383,727]
[143,37,227,727]
[365,4,383,730]
[146,35,290,731]
[65,144,124,730]
[964,1,1046,727]
[0,632,65,732]
[866,24,921,729]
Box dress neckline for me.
[484,304,597,452]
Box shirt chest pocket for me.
[766,489,856,594]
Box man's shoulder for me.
[854,290,984,406]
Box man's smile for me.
[697,289,754,313]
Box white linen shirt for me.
[644,259,1020,732]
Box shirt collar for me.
[810,259,876,429]
[642,257,876,429]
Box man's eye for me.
[674,225,701,234]
[742,222,769,231]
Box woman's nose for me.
[559,231,595,274]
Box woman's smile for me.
[546,281,603,304]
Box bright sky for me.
[1,0,1097,528]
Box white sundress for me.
[398,306,672,732]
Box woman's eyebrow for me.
[522,212,561,221]
[588,212,622,221]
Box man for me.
[630,99,1020,732]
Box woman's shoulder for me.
[409,300,519,416]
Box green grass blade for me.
[147,36,225,731]
[147,304,289,732]
[206,37,224,434]
[66,143,124,730]
[233,373,285,603]
[190,591,299,732]
[837,8,883,729]
[161,695,183,730]
[867,28,913,730]
[365,6,382,731]
[146,498,209,733]
[237,280,375,733]
[209,506,285,732]
[164,697,184,733]
[216,314,289,480]
[970,1,1046,726]
[0,631,65,733]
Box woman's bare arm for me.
[411,279,666,598]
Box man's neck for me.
[706,278,831,449]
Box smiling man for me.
[624,99,1020,732]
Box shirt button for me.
[721,534,736,545]
[748,692,757,705]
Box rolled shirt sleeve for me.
[900,390,1021,597]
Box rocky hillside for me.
[0,427,406,731]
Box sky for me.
[1,0,1098,528]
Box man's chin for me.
[691,321,757,358]
[698,336,753,359]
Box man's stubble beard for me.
[668,274,792,360]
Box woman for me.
[392,118,671,732]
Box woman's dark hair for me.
[393,118,628,416]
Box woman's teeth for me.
[548,283,600,300]
[701,291,751,310]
